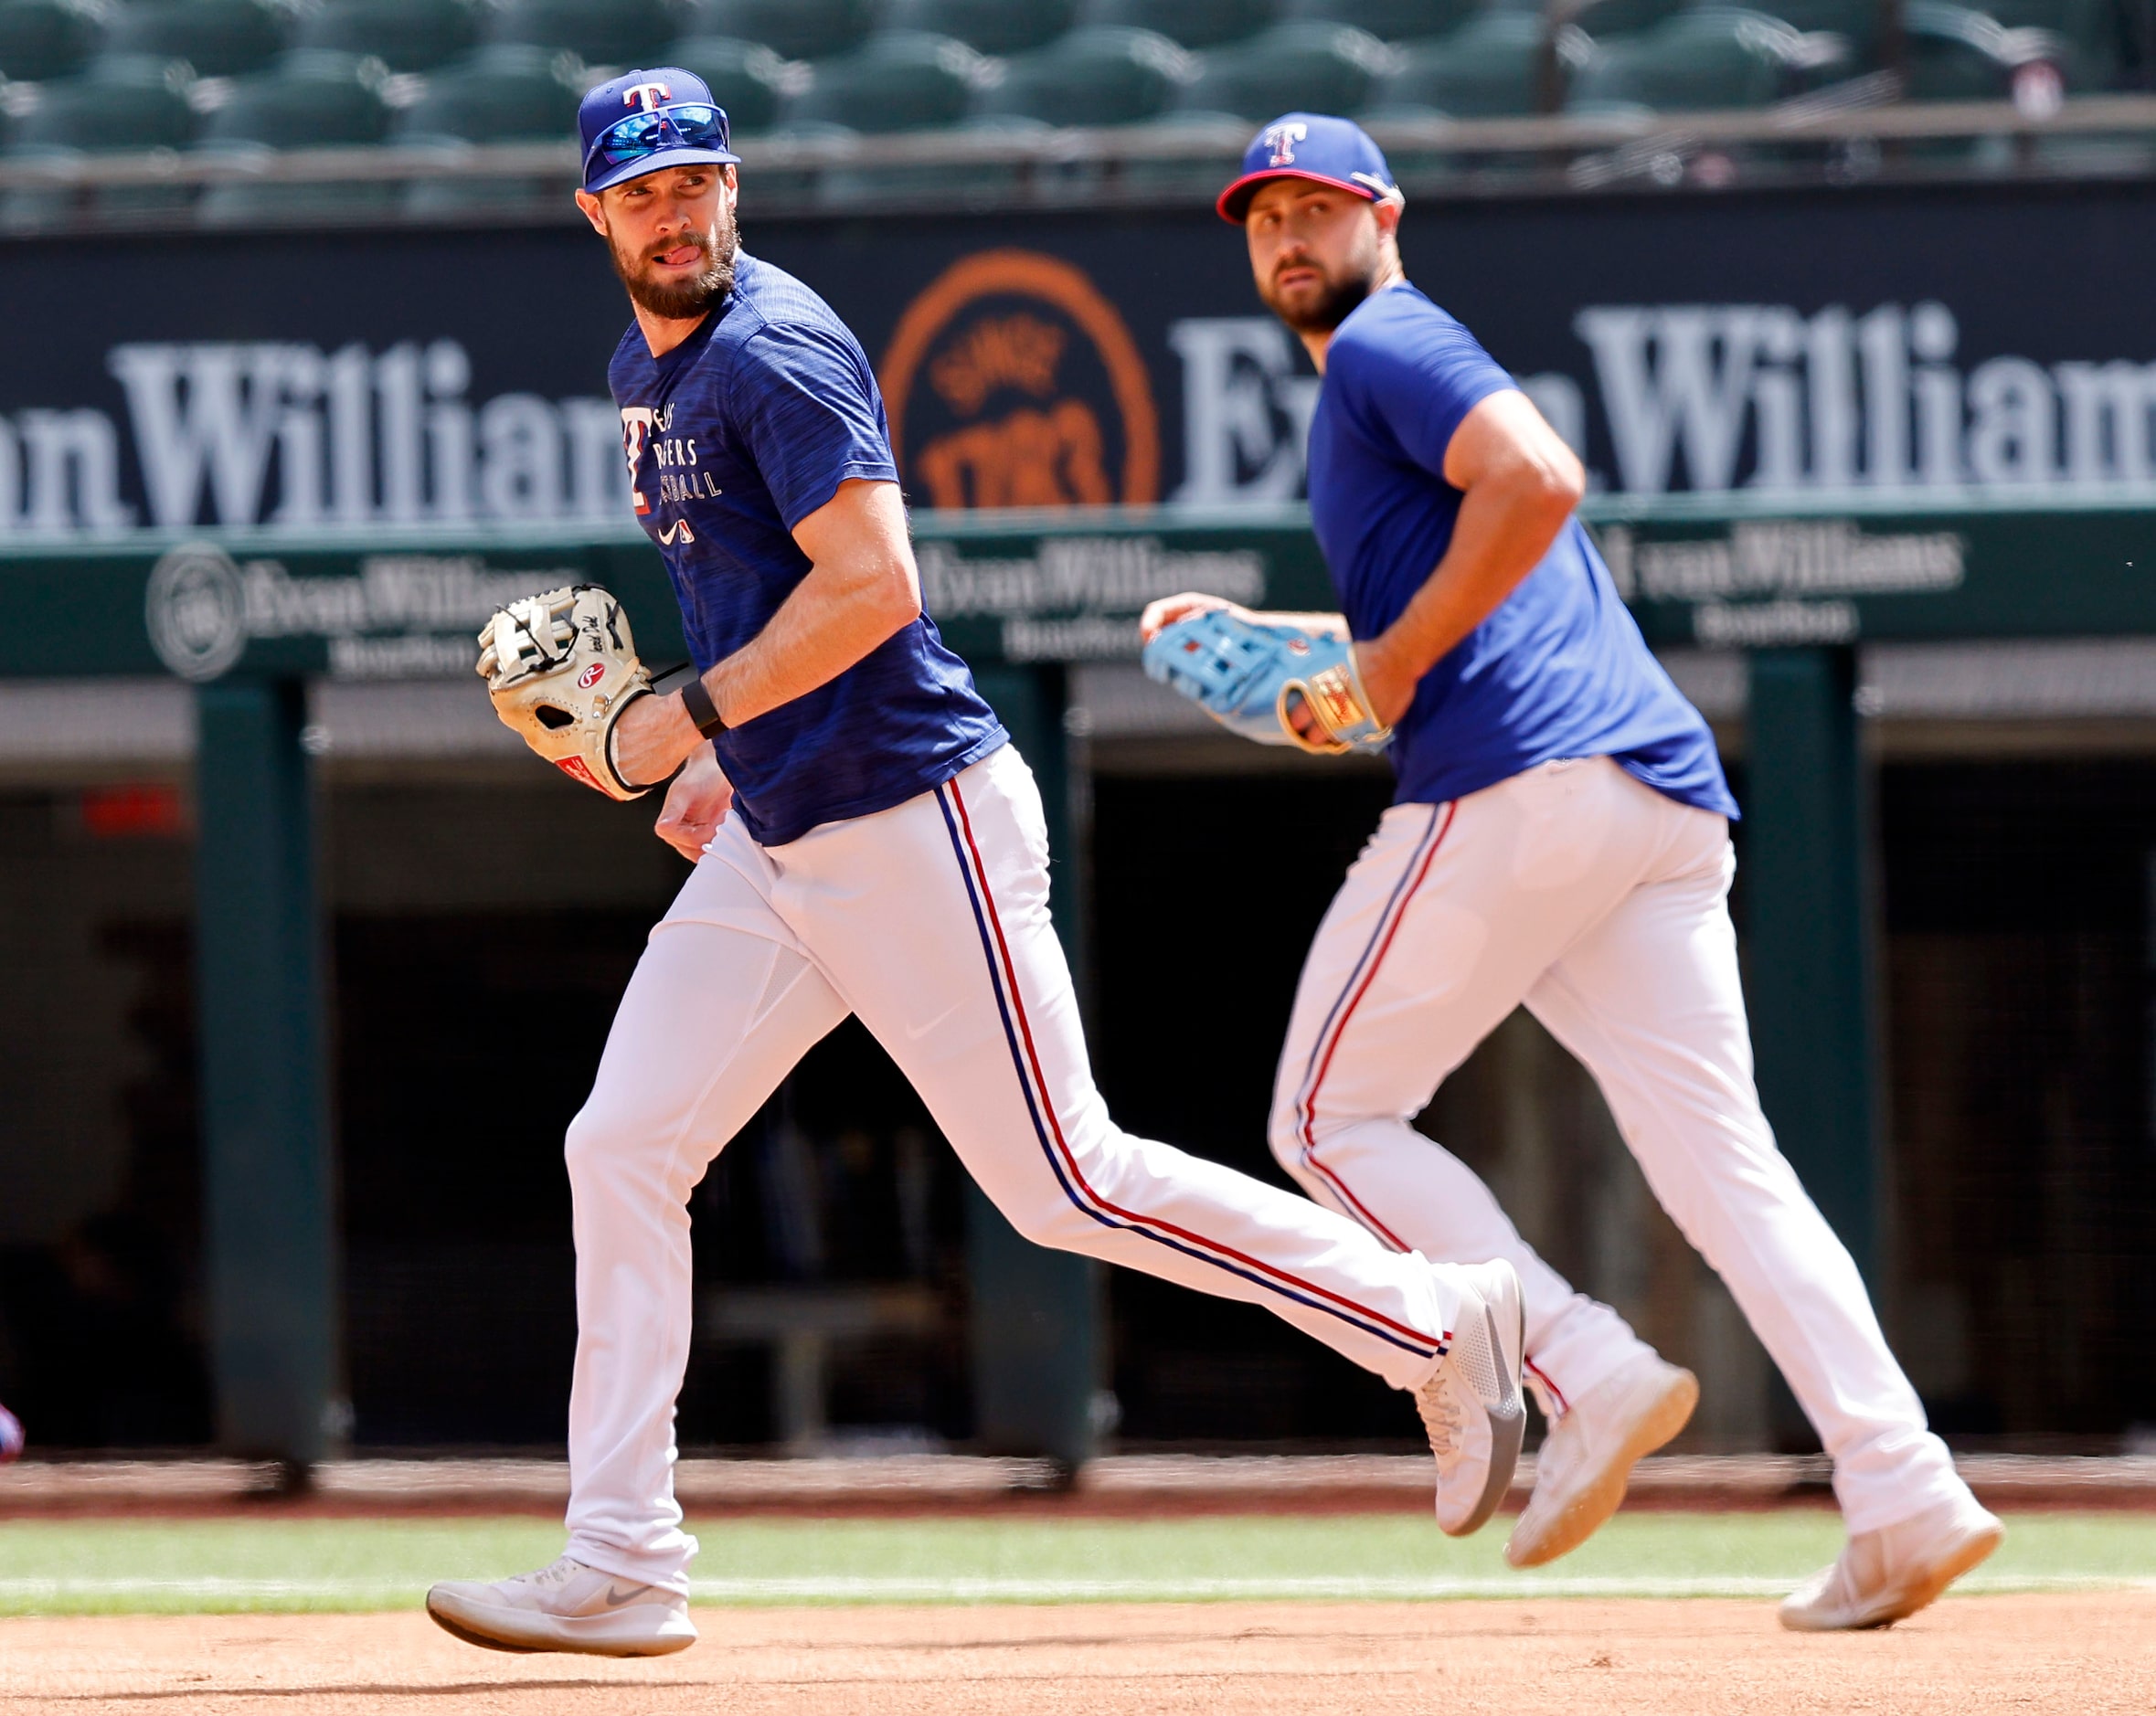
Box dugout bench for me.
[696,1285,946,1449]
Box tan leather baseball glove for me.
[477,584,656,800]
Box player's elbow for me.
[1549,456,1588,513]
[834,551,920,643]
[874,558,922,635]
[1526,450,1585,518]
[1502,458,1581,551]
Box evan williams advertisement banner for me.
[2,182,2156,538]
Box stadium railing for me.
[2,88,2155,228]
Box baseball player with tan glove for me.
[431,70,1530,1660]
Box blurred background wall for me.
[4,0,2156,1458]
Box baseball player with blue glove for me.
[1142,114,2002,1632]
[1145,605,1392,756]
[426,73,1528,1659]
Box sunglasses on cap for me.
[584,102,732,177]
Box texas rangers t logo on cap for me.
[579,66,741,193]
[1216,112,1403,223]
[1263,122,1308,166]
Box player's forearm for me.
[706,551,920,726]
[1258,609,1351,638]
[1138,593,1347,644]
[1366,466,1576,686]
[615,552,919,784]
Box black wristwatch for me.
[679,677,727,739]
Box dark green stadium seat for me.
[820,112,1046,204]
[1349,109,1460,180]
[294,0,480,73]
[1078,0,1280,49]
[664,35,788,134]
[1371,11,1555,115]
[1984,0,2122,84]
[199,49,393,147]
[1115,106,1247,193]
[394,43,579,140]
[0,0,105,83]
[196,50,396,224]
[1747,0,1886,61]
[782,30,986,132]
[485,0,674,69]
[976,26,1195,126]
[740,116,853,208]
[1567,0,1689,41]
[2031,131,2156,169]
[3,57,198,227]
[886,0,1078,55]
[1176,20,1398,119]
[105,0,291,79]
[5,57,196,149]
[1566,7,1850,110]
[1285,0,1481,42]
[1903,0,2071,97]
[396,47,580,217]
[681,0,882,64]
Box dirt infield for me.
[5,1593,2151,1714]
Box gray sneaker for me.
[1416,1259,1525,1536]
[426,1555,696,1656]
[1505,1353,1698,1568]
[1779,1495,2003,1631]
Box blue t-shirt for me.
[610,252,1005,846]
[1306,284,1737,821]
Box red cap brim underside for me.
[1215,167,1382,224]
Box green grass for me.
[2,1512,2152,1615]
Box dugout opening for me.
[4,651,2155,1454]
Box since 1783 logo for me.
[880,249,1160,510]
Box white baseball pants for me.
[562,742,1458,1592]
[1269,756,1965,1535]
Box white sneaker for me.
[1779,1494,2004,1631]
[1416,1259,1526,1536]
[1504,1353,1698,1568]
[426,1556,697,1656]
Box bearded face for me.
[1255,238,1377,335]
[1242,178,1393,338]
[607,189,738,320]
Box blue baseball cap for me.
[1216,111,1402,224]
[579,68,741,195]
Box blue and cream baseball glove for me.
[1142,609,1392,757]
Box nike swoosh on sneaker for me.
[602,1582,653,1608]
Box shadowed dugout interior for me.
[1,721,2153,1452]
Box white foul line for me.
[0,1572,2151,1608]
